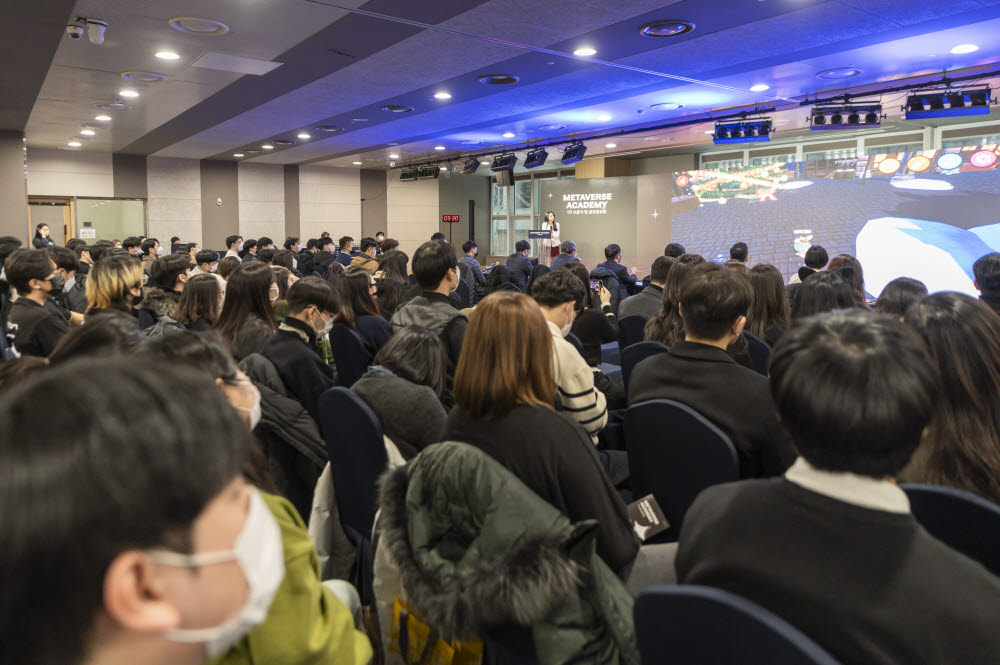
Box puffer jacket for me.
[136,287,181,330]
[378,442,639,665]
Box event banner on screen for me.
[670,145,1000,297]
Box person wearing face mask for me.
[84,253,145,320]
[225,235,243,260]
[137,254,192,331]
[193,249,228,294]
[3,249,70,356]
[349,237,379,275]
[47,245,88,320]
[261,276,338,423]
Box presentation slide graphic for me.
[671,145,1000,296]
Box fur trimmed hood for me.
[138,287,181,319]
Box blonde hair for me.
[85,255,143,314]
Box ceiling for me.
[18,0,1000,170]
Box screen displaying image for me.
[670,145,1000,297]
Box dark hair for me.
[376,231,385,238]
[225,234,241,249]
[140,238,158,256]
[746,264,791,339]
[792,271,855,320]
[531,269,585,308]
[0,358,248,665]
[973,252,1000,294]
[239,238,257,259]
[149,253,190,290]
[804,245,829,270]
[315,237,332,251]
[321,231,331,238]
[216,256,240,279]
[412,240,456,290]
[139,330,240,384]
[514,239,530,253]
[335,265,380,327]
[664,242,686,258]
[48,310,140,365]
[214,261,277,344]
[272,249,295,271]
[827,254,868,308]
[359,237,379,254]
[270,266,291,300]
[560,262,594,310]
[47,246,78,274]
[0,236,23,266]
[283,236,299,250]
[729,242,748,262]
[380,238,399,253]
[174,274,222,328]
[771,310,936,477]
[559,240,576,255]
[905,293,1000,502]
[462,240,477,253]
[5,248,52,294]
[33,222,48,239]
[258,237,273,249]
[305,238,318,250]
[645,253,706,345]
[170,236,179,243]
[373,325,446,396]
[196,249,219,266]
[724,260,748,275]
[874,277,928,318]
[650,256,674,284]
[375,250,409,316]
[485,264,517,295]
[287,276,338,316]
[338,236,354,251]
[431,232,447,241]
[122,237,140,251]
[88,244,110,263]
[66,238,86,251]
[525,264,551,294]
[0,356,47,394]
[679,263,752,340]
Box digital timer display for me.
[442,215,460,222]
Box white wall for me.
[26,148,113,197]
[238,162,285,242]
[146,157,202,245]
[386,174,439,258]
[299,166,360,242]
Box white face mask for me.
[157,246,165,256]
[237,242,244,252]
[149,488,284,659]
[269,284,279,304]
[234,381,263,430]
[560,304,574,337]
[210,262,219,273]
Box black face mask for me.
[46,273,65,298]
[131,288,143,307]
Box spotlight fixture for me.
[418,164,441,179]
[68,141,82,147]
[233,153,244,157]
[810,104,881,130]
[749,84,770,92]
[261,144,274,150]
[597,113,613,122]
[561,142,587,165]
[461,157,481,174]
[604,143,617,148]
[433,91,452,100]
[389,153,399,159]
[155,50,180,60]
[524,148,549,169]
[649,102,683,111]
[573,47,597,57]
[118,89,140,98]
[950,43,979,54]
[434,145,446,151]
[80,129,96,136]
[905,88,992,119]
[94,115,112,122]
[315,126,343,132]
[502,132,516,138]
[639,20,695,37]
[297,132,311,139]
[352,161,362,165]
[400,167,418,182]
[381,105,414,113]
[712,119,773,144]
[478,74,519,85]
[491,153,518,171]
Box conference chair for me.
[901,483,1000,577]
[565,332,586,357]
[624,399,739,541]
[620,340,669,396]
[317,386,387,604]
[743,331,771,376]
[618,314,648,350]
[635,586,843,665]
[330,323,371,388]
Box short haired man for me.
[375,231,386,244]
[335,236,354,267]
[597,243,638,301]
[729,241,749,264]
[314,237,337,270]
[47,245,88,317]
[121,236,140,257]
[283,236,301,253]
[225,234,243,259]
[140,238,160,271]
[299,239,318,275]
[169,235,181,253]
[550,240,580,272]
[192,249,227,293]
[619,256,674,319]
[531,270,608,441]
[664,242,686,258]
[4,248,70,356]
[258,236,275,251]
[240,238,258,262]
[430,232,447,242]
[390,240,467,405]
[676,310,1000,665]
[137,254,191,330]
[506,239,533,290]
[973,252,1000,317]
[629,263,796,477]
[380,238,399,254]
[459,240,485,296]
[350,237,380,275]
[72,242,93,275]
[790,244,829,284]
[261,276,338,422]
[257,248,276,266]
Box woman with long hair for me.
[565,262,618,366]
[540,211,560,267]
[270,265,293,322]
[84,254,143,317]
[334,265,392,355]
[526,264,551,295]
[214,261,278,360]
[746,263,791,347]
[174,273,223,331]
[827,254,871,308]
[483,264,520,295]
[791,271,855,321]
[874,277,927,318]
[374,249,409,320]
[32,223,55,249]
[644,253,706,346]
[443,291,638,577]
[903,293,1000,503]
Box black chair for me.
[330,323,371,388]
[636,585,843,665]
[902,483,1000,577]
[744,331,772,376]
[620,340,669,396]
[565,332,586,357]
[618,314,648,350]
[624,399,739,541]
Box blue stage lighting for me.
[906,88,991,119]
[712,119,772,144]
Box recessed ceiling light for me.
[297,132,311,139]
[460,140,482,145]
[80,129,96,136]
[434,145,446,150]
[122,71,166,82]
[261,144,274,150]
[272,140,294,146]
[816,67,862,80]
[97,103,131,110]
[749,84,770,92]
[155,50,180,60]
[68,141,82,147]
[245,149,260,154]
[94,115,112,122]
[119,89,140,98]
[650,102,683,111]
[950,43,979,54]
[352,118,368,122]
[480,160,490,165]
[573,47,597,57]
[315,126,344,132]
[352,161,362,165]
[169,17,230,36]
[478,74,519,85]
[233,153,244,157]
[502,132,516,138]
[433,91,452,100]
[381,105,414,113]
[538,124,566,131]
[597,113,613,121]
[440,166,448,171]
[639,20,695,37]
[389,153,399,159]
[605,143,617,148]
[704,130,715,135]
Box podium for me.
[528,229,552,239]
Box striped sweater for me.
[547,320,607,443]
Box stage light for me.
[460,157,481,174]
[730,125,743,138]
[864,111,879,124]
[831,112,843,125]
[561,142,587,165]
[491,153,518,171]
[906,88,991,119]
[847,112,860,124]
[906,155,931,173]
[936,152,964,170]
[714,127,729,140]
[970,149,998,168]
[418,165,441,179]
[524,148,549,169]
[948,93,965,109]
[877,158,901,175]
[813,113,826,126]
[400,167,418,181]
[712,119,772,144]
[811,104,880,130]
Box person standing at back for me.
[32,223,55,249]
[458,240,485,299]
[224,234,243,260]
[506,239,533,291]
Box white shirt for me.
[785,457,910,514]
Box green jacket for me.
[378,442,639,665]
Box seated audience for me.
[525,263,551,296]
[790,244,829,284]
[459,240,485,297]
[261,276,337,423]
[335,266,392,355]
[4,248,70,356]
[216,256,241,280]
[565,262,617,367]
[335,236,354,267]
[746,263,791,347]
[827,253,871,307]
[874,276,928,318]
[174,273,223,331]
[443,291,639,577]
[729,241,749,264]
[214,262,278,360]
[505,239,533,290]
[84,253,143,318]
[484,264,520,295]
[791,270,855,321]
[379,237,399,254]
[598,243,638,301]
[972,252,1000,316]
[374,249,409,320]
[351,325,447,459]
[724,259,748,275]
[664,242,686,258]
[644,253,706,346]
[258,236,275,251]
[630,263,796,477]
[257,248,276,266]
[48,245,88,315]
[137,254,191,329]
[902,293,1000,503]
[676,309,1000,665]
[224,233,242,259]
[270,265,292,322]
[550,240,580,272]
[349,237,380,275]
[272,249,300,277]
[620,256,673,319]
[298,239,317,275]
[313,237,338,271]
[283,236,301,254]
[240,238,258,262]
[48,309,139,365]
[430,232,447,242]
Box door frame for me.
[28,196,75,244]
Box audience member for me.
[140,237,160,272]
[32,222,55,249]
[240,238,258,262]
[215,261,278,360]
[620,256,673,319]
[379,238,399,254]
[505,239,533,290]
[257,248,276,266]
[169,235,181,253]
[630,263,796,477]
[193,249,227,292]
[4,248,70,356]
[298,239,318,275]
[137,254,191,329]
[972,252,1000,316]
[174,274,223,331]
[874,277,928,318]
[430,232,447,242]
[597,243,638,301]
[746,263,791,347]
[313,237,338,271]
[484,264,520,295]
[48,245,88,316]
[729,241,749,264]
[459,240,485,298]
[48,309,139,365]
[565,262,617,367]
[374,249,409,321]
[335,265,392,355]
[258,236,275,251]
[224,234,242,259]
[216,256,241,280]
[85,253,143,318]
[644,253,706,346]
[790,244,829,284]
[351,325,447,459]
[550,240,580,272]
[791,271,855,321]
[676,309,1000,665]
[270,265,292,322]
[273,249,300,277]
[335,236,354,267]
[122,236,141,257]
[827,254,870,308]
[349,237,380,275]
[525,264,550,296]
[724,259,748,275]
[283,236,301,254]
[664,242,686,258]
[443,291,639,577]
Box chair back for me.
[636,585,843,665]
[901,483,1000,577]
[621,340,670,395]
[330,323,371,387]
[624,399,739,540]
[565,332,586,357]
[744,331,772,375]
[618,314,648,350]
